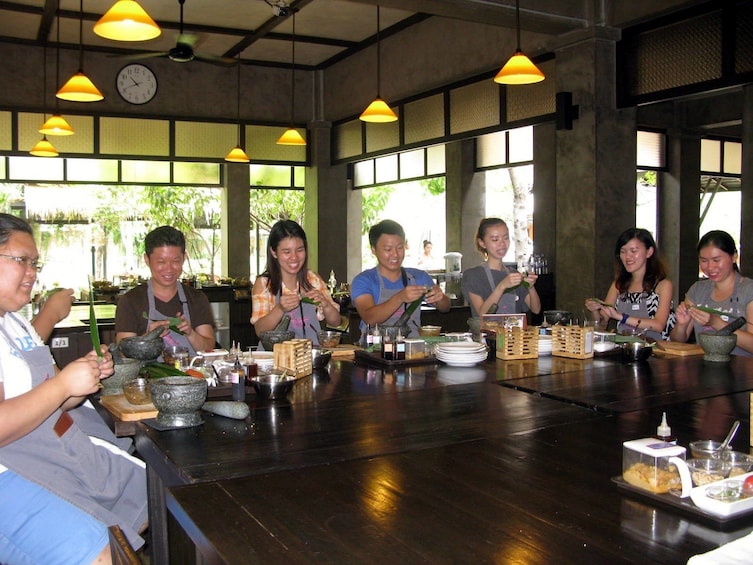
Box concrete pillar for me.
[661,130,701,303]
[554,28,637,314]
[445,139,483,269]
[741,85,753,270]
[223,163,250,279]
[533,123,556,266]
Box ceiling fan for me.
[120,0,236,66]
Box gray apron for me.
[616,291,662,342]
[484,263,521,314]
[147,279,196,356]
[258,288,321,350]
[0,313,148,549]
[376,268,421,338]
[693,273,748,356]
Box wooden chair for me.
[108,525,141,565]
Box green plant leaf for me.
[141,311,185,335]
[88,277,102,359]
[300,296,320,306]
[691,304,731,317]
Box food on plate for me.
[743,475,753,496]
[623,462,681,493]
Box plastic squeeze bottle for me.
[653,412,677,445]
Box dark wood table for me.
[136,353,753,564]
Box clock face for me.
[116,64,158,105]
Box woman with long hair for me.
[585,227,675,340]
[251,220,340,345]
[670,230,753,355]
[462,217,541,318]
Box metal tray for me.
[354,349,439,367]
[612,476,753,529]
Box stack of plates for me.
[539,335,553,357]
[434,341,488,367]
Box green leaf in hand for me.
[691,304,730,318]
[141,311,185,335]
[88,277,102,359]
[300,296,320,306]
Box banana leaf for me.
[503,281,530,294]
[88,277,102,359]
[396,294,425,326]
[141,311,185,335]
[587,297,612,307]
[300,296,320,306]
[691,304,730,318]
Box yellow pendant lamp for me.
[277,13,306,146]
[225,55,250,163]
[94,0,161,41]
[494,0,545,85]
[30,136,59,157]
[58,0,104,102]
[360,6,397,123]
[39,114,75,136]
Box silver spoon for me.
[716,420,740,454]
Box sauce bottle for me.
[231,355,246,402]
[382,333,394,361]
[372,324,382,355]
[395,329,406,361]
[652,412,676,445]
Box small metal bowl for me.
[620,341,652,363]
[250,373,297,400]
[311,347,332,369]
[689,440,724,459]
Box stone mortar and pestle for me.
[697,316,746,362]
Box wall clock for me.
[116,64,158,105]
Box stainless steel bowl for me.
[250,373,297,400]
[311,347,332,369]
[620,341,652,363]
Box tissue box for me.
[622,438,686,493]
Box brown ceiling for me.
[0,0,707,70]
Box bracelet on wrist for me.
[620,313,629,325]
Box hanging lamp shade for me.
[39,114,75,136]
[94,0,161,41]
[57,71,104,102]
[30,136,59,157]
[277,127,306,146]
[225,145,250,163]
[494,50,545,85]
[360,97,398,123]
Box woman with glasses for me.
[585,227,675,341]
[670,230,753,356]
[0,213,147,564]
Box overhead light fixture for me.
[42,7,75,136]
[494,0,545,85]
[225,55,250,163]
[30,136,59,157]
[94,0,161,41]
[277,13,306,146]
[360,6,397,123]
[58,0,104,102]
[32,44,59,157]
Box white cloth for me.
[687,530,753,564]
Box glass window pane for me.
[249,164,292,187]
[375,155,398,185]
[8,156,64,181]
[293,167,305,188]
[121,160,170,183]
[637,131,665,168]
[174,162,221,185]
[636,171,657,237]
[354,160,374,187]
[67,158,119,182]
[427,145,445,176]
[477,131,507,168]
[0,111,11,151]
[176,121,236,160]
[399,149,425,179]
[700,189,740,267]
[508,126,533,163]
[723,141,742,175]
[484,165,534,263]
[700,139,721,172]
[100,117,169,156]
[0,158,6,180]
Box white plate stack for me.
[538,335,552,357]
[434,341,488,367]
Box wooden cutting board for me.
[330,345,362,359]
[655,342,705,357]
[100,394,158,421]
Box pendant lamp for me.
[58,0,104,102]
[277,13,306,146]
[31,44,59,157]
[360,6,397,123]
[41,6,75,136]
[494,0,545,85]
[94,0,161,41]
[225,55,250,163]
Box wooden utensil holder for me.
[551,326,594,359]
[496,326,539,360]
[273,339,313,377]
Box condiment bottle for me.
[382,333,394,361]
[395,329,406,361]
[231,355,246,402]
[372,324,382,355]
[652,412,676,445]
[366,324,374,349]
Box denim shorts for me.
[0,470,108,565]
